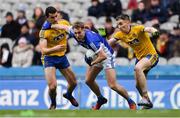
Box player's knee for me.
[134,66,142,72]
[49,84,57,91]
[108,82,117,90]
[49,86,57,91]
[85,79,93,86]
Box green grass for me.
[0,110,180,117]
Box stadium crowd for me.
[0,0,179,67]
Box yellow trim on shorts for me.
[41,56,44,66]
[149,54,158,65]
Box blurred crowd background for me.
[0,0,179,68]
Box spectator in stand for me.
[171,40,180,57]
[97,17,115,39]
[84,18,98,33]
[1,12,21,41]
[160,0,171,8]
[128,0,138,10]
[169,0,180,16]
[32,7,46,30]
[0,43,12,67]
[14,24,36,47]
[169,26,180,57]
[27,20,41,65]
[16,10,28,27]
[146,0,168,26]
[88,0,104,18]
[169,25,180,43]
[102,0,122,18]
[131,1,148,24]
[104,17,115,40]
[156,30,170,58]
[28,20,39,44]
[12,37,34,67]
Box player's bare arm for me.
[108,38,118,47]
[51,24,70,32]
[39,38,66,55]
[91,48,107,65]
[144,27,158,33]
[144,27,160,38]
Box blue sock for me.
[50,90,56,105]
[97,95,104,100]
[66,91,72,98]
[52,98,56,105]
[127,98,134,104]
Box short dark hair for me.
[21,23,29,29]
[105,17,112,23]
[116,14,130,21]
[5,12,13,17]
[72,21,84,29]
[45,6,57,17]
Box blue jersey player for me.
[45,21,137,110]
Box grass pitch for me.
[0,110,180,118]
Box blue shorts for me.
[44,55,70,69]
[135,54,159,71]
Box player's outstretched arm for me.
[144,27,160,39]
[51,24,71,32]
[39,38,66,55]
[108,38,118,47]
[144,27,158,33]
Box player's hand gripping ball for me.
[85,49,97,66]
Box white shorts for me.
[94,53,116,69]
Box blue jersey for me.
[70,29,114,55]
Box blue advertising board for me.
[0,76,180,109]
